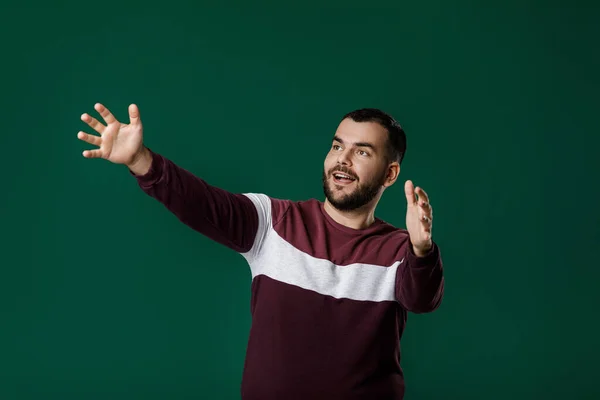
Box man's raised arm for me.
[77,103,259,253]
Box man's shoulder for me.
[373,217,408,235]
[241,194,320,223]
[272,197,322,223]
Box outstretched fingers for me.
[94,103,118,125]
[415,187,430,206]
[421,214,432,232]
[80,113,106,135]
[77,131,102,147]
[128,103,141,125]
[82,149,103,158]
[412,186,432,232]
[404,180,417,206]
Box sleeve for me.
[395,239,445,313]
[238,193,273,264]
[130,148,259,253]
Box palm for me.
[101,121,143,164]
[404,180,433,255]
[406,203,425,239]
[78,103,144,165]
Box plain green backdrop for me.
[1,0,599,399]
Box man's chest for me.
[250,229,403,302]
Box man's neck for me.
[323,200,377,230]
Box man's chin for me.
[327,190,357,206]
[328,184,356,199]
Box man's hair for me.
[342,108,406,165]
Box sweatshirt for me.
[131,149,445,400]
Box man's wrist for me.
[127,147,152,176]
[412,242,433,258]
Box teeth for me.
[334,173,353,180]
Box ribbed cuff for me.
[129,148,164,187]
[406,240,439,268]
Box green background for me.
[2,1,599,399]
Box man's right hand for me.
[78,103,151,175]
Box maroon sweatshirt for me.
[132,149,445,400]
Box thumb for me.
[404,180,416,206]
[128,104,141,125]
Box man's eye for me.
[332,145,341,150]
[358,150,368,156]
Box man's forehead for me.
[333,119,387,146]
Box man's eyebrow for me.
[355,141,375,149]
[333,135,376,149]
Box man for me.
[78,103,444,399]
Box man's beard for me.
[322,167,387,212]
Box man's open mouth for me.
[332,172,356,184]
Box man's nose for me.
[337,149,352,166]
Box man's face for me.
[322,118,395,211]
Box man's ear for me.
[383,162,400,188]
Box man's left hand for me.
[404,180,433,257]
